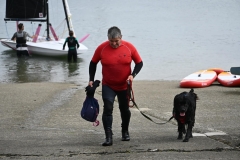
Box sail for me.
[5,0,47,22]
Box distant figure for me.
[11,23,34,58]
[63,30,80,62]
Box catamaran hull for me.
[0,38,88,56]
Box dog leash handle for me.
[127,80,135,108]
[127,80,130,85]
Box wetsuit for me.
[89,40,143,136]
[11,31,31,57]
[90,40,142,90]
[63,36,80,62]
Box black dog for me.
[172,88,198,142]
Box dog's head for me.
[173,89,198,117]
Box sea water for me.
[0,0,239,85]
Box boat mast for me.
[62,0,71,32]
[46,0,50,40]
[62,0,75,35]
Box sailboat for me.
[0,0,88,56]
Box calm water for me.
[0,0,240,85]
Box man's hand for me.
[127,75,134,82]
[88,81,94,87]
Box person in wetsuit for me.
[11,23,34,58]
[88,26,143,146]
[63,30,80,62]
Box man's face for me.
[108,37,122,48]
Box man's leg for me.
[68,50,72,62]
[102,85,116,146]
[17,50,21,58]
[73,49,77,63]
[117,90,131,141]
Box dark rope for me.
[127,80,173,125]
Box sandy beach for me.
[0,81,239,159]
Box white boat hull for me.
[0,38,88,56]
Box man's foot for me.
[122,131,130,141]
[102,130,113,146]
[102,138,113,146]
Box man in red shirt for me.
[89,26,143,146]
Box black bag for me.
[80,80,100,126]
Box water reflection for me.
[1,0,240,82]
[67,62,79,77]
[0,48,85,83]
[15,58,30,82]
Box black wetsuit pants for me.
[102,85,131,132]
[68,48,77,62]
[16,44,29,58]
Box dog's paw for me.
[183,138,189,142]
[177,132,183,139]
